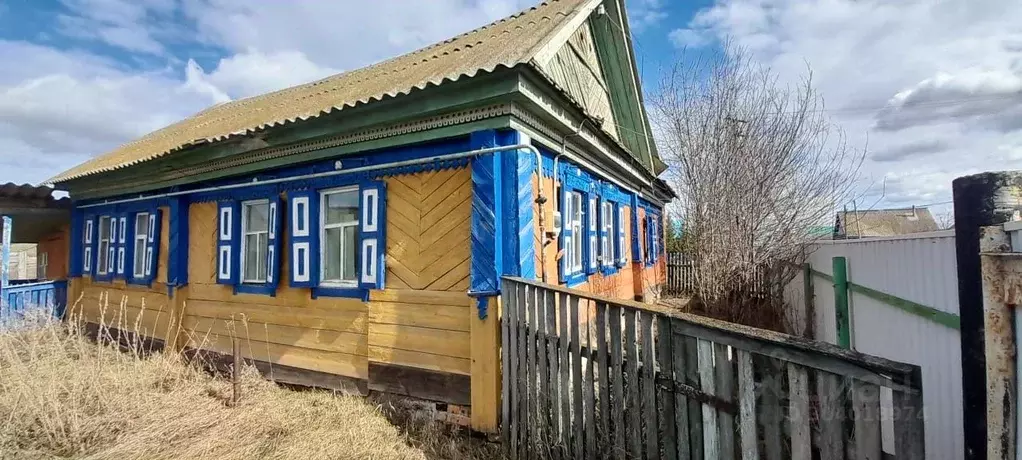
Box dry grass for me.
[0,315,498,460]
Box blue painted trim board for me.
[469,130,500,296]
[1,216,10,292]
[167,197,189,288]
[68,209,83,277]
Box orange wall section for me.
[531,172,658,303]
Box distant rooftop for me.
[834,207,939,238]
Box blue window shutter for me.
[144,208,162,283]
[105,217,117,281]
[216,202,238,285]
[359,182,386,290]
[83,217,94,275]
[616,205,626,267]
[586,195,597,275]
[265,197,282,292]
[124,213,136,281]
[559,189,571,282]
[115,215,127,277]
[289,191,319,288]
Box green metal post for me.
[832,256,851,349]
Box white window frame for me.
[97,216,111,275]
[37,252,48,279]
[319,186,360,288]
[132,212,149,278]
[240,199,270,284]
[601,201,614,267]
[568,191,583,273]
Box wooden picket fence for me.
[666,252,696,295]
[500,276,926,459]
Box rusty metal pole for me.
[232,336,241,407]
[954,171,1022,460]
[979,226,1015,460]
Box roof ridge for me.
[47,0,594,184]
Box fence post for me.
[953,171,1022,459]
[832,256,851,349]
[802,262,814,338]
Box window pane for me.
[135,214,148,237]
[325,191,358,225]
[99,218,110,240]
[256,234,268,281]
[246,202,269,232]
[323,227,342,281]
[343,225,357,281]
[244,234,261,280]
[134,240,146,275]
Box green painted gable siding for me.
[538,18,619,142]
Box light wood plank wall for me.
[182,201,370,380]
[374,167,473,375]
[69,167,491,428]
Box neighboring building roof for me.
[48,0,605,184]
[0,183,59,201]
[834,207,939,238]
[0,183,70,244]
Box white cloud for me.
[0,0,538,185]
[667,0,1022,211]
[181,0,535,71]
[628,0,669,32]
[0,41,219,184]
[186,50,340,100]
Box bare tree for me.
[934,208,955,230]
[650,43,863,330]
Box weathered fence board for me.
[736,350,758,460]
[500,277,926,460]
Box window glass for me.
[602,202,613,264]
[242,201,270,283]
[97,216,111,274]
[570,192,583,271]
[321,188,359,285]
[325,192,359,225]
[133,213,149,277]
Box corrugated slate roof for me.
[0,183,58,201]
[836,208,939,238]
[48,0,594,184]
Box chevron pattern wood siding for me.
[384,167,472,292]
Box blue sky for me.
[0,0,1019,214]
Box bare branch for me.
[651,41,863,325]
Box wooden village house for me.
[44,0,672,432]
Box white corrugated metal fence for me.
[785,231,962,460]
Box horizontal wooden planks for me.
[369,301,470,332]
[184,331,368,379]
[369,289,471,305]
[186,283,366,311]
[368,323,470,358]
[182,315,367,356]
[184,298,367,334]
[366,288,472,375]
[74,302,173,340]
[368,346,470,375]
